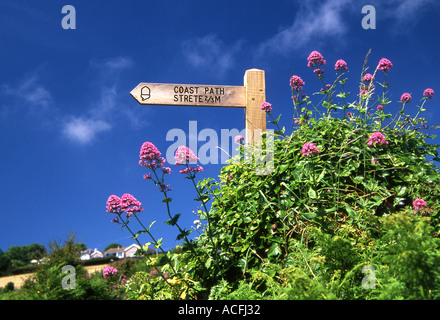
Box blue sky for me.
[1,0,439,253]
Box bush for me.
[109,50,439,300]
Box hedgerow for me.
[106,50,440,300]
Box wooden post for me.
[244,69,266,145]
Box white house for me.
[103,244,141,259]
[80,248,104,260]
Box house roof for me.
[104,244,140,254]
[104,246,125,254]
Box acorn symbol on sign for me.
[141,86,151,101]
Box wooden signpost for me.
[130,69,266,145]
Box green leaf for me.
[308,187,317,199]
[142,242,152,252]
[154,238,163,249]
[316,169,326,182]
[162,197,173,204]
[268,243,281,257]
[301,212,317,219]
[265,268,277,277]
[396,186,407,197]
[345,203,358,218]
[270,114,282,125]
[205,257,213,269]
[176,229,192,241]
[165,213,181,226]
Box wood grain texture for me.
[130,83,246,108]
[244,69,266,145]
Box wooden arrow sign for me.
[130,83,246,108]
[130,69,266,145]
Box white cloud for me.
[1,75,52,109]
[377,0,437,30]
[90,56,134,75]
[62,117,111,144]
[60,56,145,144]
[257,0,351,56]
[182,34,242,76]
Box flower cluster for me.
[367,132,389,147]
[179,166,204,174]
[424,88,434,99]
[363,73,374,82]
[193,219,202,230]
[400,92,412,103]
[106,195,122,214]
[307,51,326,77]
[413,198,427,211]
[174,145,204,177]
[139,142,166,169]
[174,145,198,165]
[103,265,118,279]
[290,75,305,92]
[260,102,272,113]
[301,142,320,156]
[334,59,348,72]
[377,58,393,72]
[120,193,144,217]
[106,193,143,220]
[158,183,173,192]
[234,135,244,144]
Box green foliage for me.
[115,51,440,300]
[3,243,46,271]
[1,232,123,300]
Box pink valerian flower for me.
[363,73,375,82]
[371,157,379,165]
[307,51,326,68]
[179,165,204,175]
[313,68,325,77]
[290,75,305,92]
[103,265,118,279]
[143,173,152,180]
[174,146,198,165]
[307,51,326,78]
[260,102,272,113]
[413,198,427,211]
[139,142,166,169]
[301,142,320,156]
[400,92,412,103]
[367,132,389,147]
[423,88,434,99]
[320,84,331,92]
[120,193,143,217]
[158,183,173,192]
[377,58,393,72]
[377,105,383,111]
[334,59,348,71]
[234,135,244,144]
[106,195,122,214]
[160,166,172,174]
